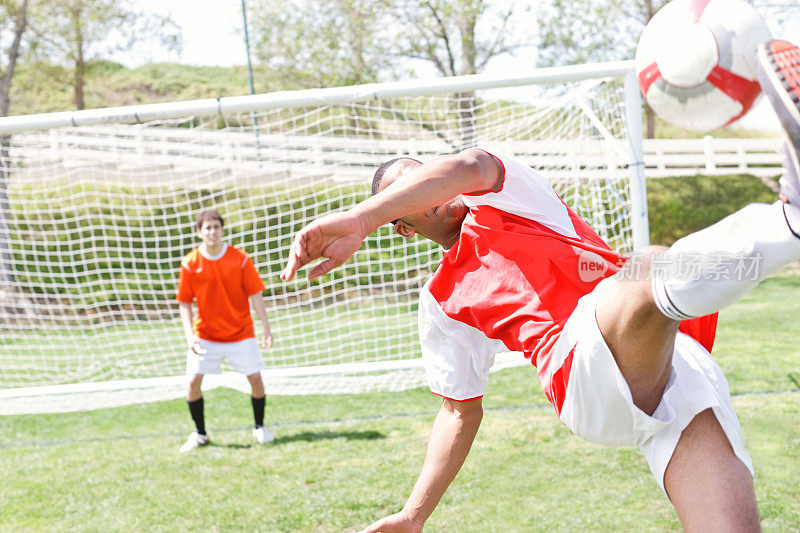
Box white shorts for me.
[186,337,265,376]
[546,278,753,492]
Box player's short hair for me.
[196,209,224,230]
[371,157,422,225]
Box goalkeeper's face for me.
[380,159,468,248]
[197,219,224,248]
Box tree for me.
[389,0,533,147]
[391,0,530,78]
[37,0,181,110]
[251,0,532,84]
[0,0,29,116]
[0,0,30,292]
[250,0,392,89]
[250,0,534,147]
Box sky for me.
[120,0,800,132]
[122,0,246,66]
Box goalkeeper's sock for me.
[651,201,800,320]
[251,395,265,428]
[188,397,206,436]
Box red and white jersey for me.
[420,148,717,403]
[420,147,626,401]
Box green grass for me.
[647,173,779,246]
[714,275,800,394]
[1,276,799,531]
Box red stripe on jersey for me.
[431,392,483,402]
[543,345,575,416]
[679,312,719,353]
[688,0,713,22]
[427,204,625,367]
[638,62,661,97]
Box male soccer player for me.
[281,40,800,531]
[177,209,275,453]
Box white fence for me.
[643,136,783,178]
[9,126,784,182]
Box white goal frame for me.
[0,60,647,414]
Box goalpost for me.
[0,61,647,415]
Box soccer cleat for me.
[179,431,209,453]
[252,426,275,444]
[755,40,800,207]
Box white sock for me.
[651,201,800,320]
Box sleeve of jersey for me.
[460,147,578,239]
[241,255,266,296]
[176,263,194,303]
[418,287,504,401]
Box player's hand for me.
[261,329,273,350]
[280,210,369,282]
[359,512,424,533]
[187,337,206,355]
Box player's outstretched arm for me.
[281,148,502,281]
[360,398,484,532]
[280,209,371,281]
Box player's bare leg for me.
[246,371,265,398]
[594,246,677,414]
[187,372,204,402]
[594,246,762,530]
[664,409,760,532]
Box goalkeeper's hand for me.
[187,337,206,355]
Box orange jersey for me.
[176,244,266,343]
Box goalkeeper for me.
[282,40,799,531]
[176,209,275,453]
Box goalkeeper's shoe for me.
[253,426,275,444]
[179,431,209,453]
[756,40,800,207]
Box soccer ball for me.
[635,0,772,131]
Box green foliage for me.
[8,60,281,115]
[244,0,534,89]
[84,58,126,76]
[9,61,73,115]
[249,0,391,88]
[647,173,779,245]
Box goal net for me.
[0,61,646,414]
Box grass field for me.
[1,276,799,532]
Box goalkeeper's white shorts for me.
[186,337,265,376]
[548,278,753,493]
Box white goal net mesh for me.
[0,68,643,414]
